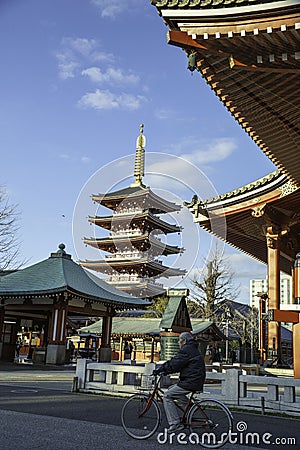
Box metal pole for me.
[225,319,229,362]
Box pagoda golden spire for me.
[131,123,146,187]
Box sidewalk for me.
[0,361,76,381]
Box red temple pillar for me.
[46,296,67,364]
[99,306,114,362]
[0,306,4,359]
[266,226,281,361]
[259,294,268,364]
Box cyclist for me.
[153,331,206,433]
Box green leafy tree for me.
[144,294,169,317]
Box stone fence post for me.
[76,358,89,389]
[222,368,242,405]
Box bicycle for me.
[121,373,233,448]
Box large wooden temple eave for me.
[151,1,300,185]
[189,189,300,274]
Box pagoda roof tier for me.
[151,1,300,186]
[185,171,300,274]
[88,211,182,234]
[108,280,166,298]
[79,259,186,278]
[92,185,181,213]
[83,235,184,256]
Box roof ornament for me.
[57,243,66,254]
[50,243,71,259]
[131,123,146,187]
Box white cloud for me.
[78,89,144,110]
[227,253,267,279]
[81,156,91,164]
[167,137,237,165]
[154,107,175,120]
[63,37,113,62]
[56,37,113,79]
[56,53,79,80]
[59,153,91,164]
[91,0,140,18]
[81,67,139,85]
[141,138,236,197]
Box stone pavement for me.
[0,409,264,450]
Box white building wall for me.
[250,274,292,309]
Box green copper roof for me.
[185,170,288,209]
[0,245,149,307]
[79,317,223,338]
[151,0,285,10]
[160,292,192,330]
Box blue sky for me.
[1,0,277,303]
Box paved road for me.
[0,364,299,449]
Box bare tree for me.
[228,306,259,347]
[188,247,240,321]
[0,186,22,271]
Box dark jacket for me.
[161,340,205,391]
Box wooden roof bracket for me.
[229,55,300,74]
[167,30,208,51]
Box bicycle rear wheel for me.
[187,399,233,449]
[121,393,161,440]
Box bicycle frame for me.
[140,374,197,424]
[142,374,231,430]
[122,373,233,447]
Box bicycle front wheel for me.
[187,399,233,449]
[121,393,161,440]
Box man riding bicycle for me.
[153,331,206,433]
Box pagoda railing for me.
[112,229,142,237]
[105,251,143,260]
[108,274,164,287]
[113,208,144,216]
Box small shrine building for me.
[79,288,225,363]
[0,244,149,364]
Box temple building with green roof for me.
[0,244,149,364]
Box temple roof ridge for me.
[151,0,291,10]
[0,244,149,306]
[186,170,290,208]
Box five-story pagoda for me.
[80,125,186,298]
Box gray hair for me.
[179,332,194,343]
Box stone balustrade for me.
[75,359,155,395]
[75,360,300,415]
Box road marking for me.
[10,389,38,393]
